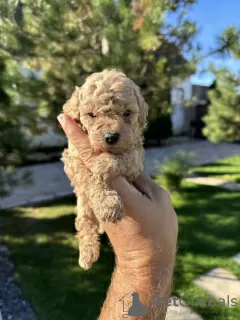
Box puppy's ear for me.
[63,86,81,120]
[132,83,148,129]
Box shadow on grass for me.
[0,196,115,320]
[197,163,232,167]
[191,171,235,177]
[191,156,240,183]
[171,183,240,319]
[176,184,240,257]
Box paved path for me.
[1,140,240,209]
[194,267,240,303]
[166,297,203,319]
[144,141,240,172]
[0,242,36,320]
[166,252,240,318]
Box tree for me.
[97,0,198,142]
[199,25,240,143]
[0,0,239,146]
[0,0,198,127]
[213,26,240,60]
[0,58,33,195]
[0,0,198,194]
[203,68,240,143]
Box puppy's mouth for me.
[100,147,122,154]
[95,145,127,155]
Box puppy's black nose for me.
[104,132,120,145]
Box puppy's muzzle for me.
[104,132,120,145]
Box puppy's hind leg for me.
[75,196,100,270]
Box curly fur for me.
[61,69,148,269]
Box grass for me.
[0,162,240,319]
[191,155,240,183]
[172,183,240,319]
[0,198,115,320]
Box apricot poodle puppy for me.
[61,69,148,270]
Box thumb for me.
[111,177,147,213]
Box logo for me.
[118,292,238,317]
[119,291,149,317]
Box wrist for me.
[115,252,175,294]
[99,244,176,320]
[105,263,172,319]
[115,239,177,277]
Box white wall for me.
[171,78,192,135]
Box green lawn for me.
[0,176,240,319]
[172,182,240,319]
[191,155,240,183]
[0,198,114,320]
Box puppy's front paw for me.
[93,154,120,183]
[79,245,100,270]
[97,166,119,183]
[100,192,124,222]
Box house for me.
[17,67,67,150]
[171,78,215,139]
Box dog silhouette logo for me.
[128,292,149,316]
[119,291,149,317]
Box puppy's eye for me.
[88,112,96,118]
[123,110,131,117]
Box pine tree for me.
[0,0,198,125]
[0,59,32,195]
[0,0,200,194]
[1,0,239,150]
[203,68,240,143]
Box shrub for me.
[144,114,172,146]
[156,151,195,192]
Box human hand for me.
[58,113,178,319]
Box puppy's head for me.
[63,69,148,154]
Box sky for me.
[169,0,240,85]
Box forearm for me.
[99,259,175,320]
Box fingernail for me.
[57,114,65,127]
